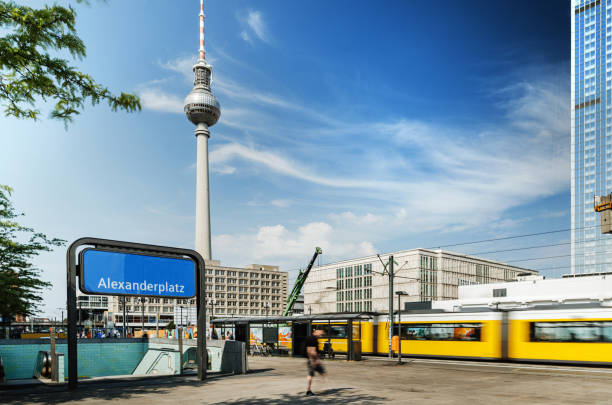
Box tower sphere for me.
[184,60,221,127]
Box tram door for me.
[292,322,310,357]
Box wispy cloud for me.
[139,88,184,114]
[209,68,570,234]
[271,199,292,208]
[238,10,271,44]
[138,49,569,271]
[213,221,376,274]
[159,55,196,81]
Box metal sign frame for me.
[66,237,206,389]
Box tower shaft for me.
[195,123,211,260]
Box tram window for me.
[312,324,329,337]
[330,325,347,338]
[311,324,347,338]
[394,323,481,341]
[530,321,612,342]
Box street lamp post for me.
[140,297,146,336]
[156,306,159,337]
[395,291,407,364]
[121,297,127,338]
[208,300,215,321]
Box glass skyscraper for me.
[572,0,612,274]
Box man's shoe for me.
[306,390,315,396]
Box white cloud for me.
[208,70,570,234]
[139,88,184,114]
[271,199,292,208]
[239,10,270,43]
[240,30,251,43]
[159,55,196,81]
[210,143,401,191]
[213,221,376,274]
[212,165,236,175]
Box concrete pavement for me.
[3,356,612,404]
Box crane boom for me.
[283,247,322,316]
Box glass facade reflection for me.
[572,0,612,273]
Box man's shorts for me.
[307,361,326,377]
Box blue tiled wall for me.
[0,339,148,380]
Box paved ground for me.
[4,356,612,404]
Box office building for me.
[98,260,288,332]
[571,0,612,273]
[304,248,537,314]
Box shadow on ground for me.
[207,387,387,404]
[1,375,216,404]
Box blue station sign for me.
[79,249,197,298]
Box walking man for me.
[305,328,326,396]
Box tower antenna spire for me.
[199,0,205,60]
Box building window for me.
[493,288,507,298]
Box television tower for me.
[184,0,221,260]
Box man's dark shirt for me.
[305,335,318,350]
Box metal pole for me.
[156,307,159,337]
[397,293,402,364]
[348,319,353,361]
[66,242,78,389]
[388,255,394,359]
[122,297,127,338]
[141,297,145,335]
[178,327,184,375]
[197,257,207,381]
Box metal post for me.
[397,293,402,364]
[197,256,207,381]
[348,319,353,361]
[78,302,82,335]
[122,297,127,338]
[388,255,394,359]
[50,327,57,381]
[66,244,78,389]
[178,327,183,375]
[180,306,184,328]
[156,307,159,337]
[141,297,145,335]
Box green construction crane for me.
[283,247,322,316]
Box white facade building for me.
[434,273,612,311]
[304,248,537,314]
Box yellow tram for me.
[213,305,612,365]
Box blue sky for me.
[1,0,571,319]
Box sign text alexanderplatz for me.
[79,249,197,298]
